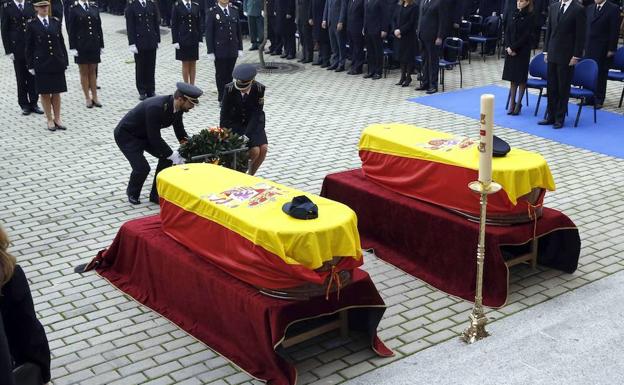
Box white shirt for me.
[559,0,572,14]
[80,0,89,10]
[218,4,229,15]
[37,15,49,26]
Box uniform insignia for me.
[216,13,220,20]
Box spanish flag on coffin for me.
[157,163,363,289]
[358,124,557,220]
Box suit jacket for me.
[205,4,243,57]
[363,0,389,34]
[68,2,104,52]
[220,81,266,136]
[171,0,203,46]
[310,0,327,39]
[584,1,619,59]
[125,0,161,50]
[1,0,36,58]
[346,0,364,34]
[24,16,68,72]
[544,0,586,65]
[114,95,189,158]
[418,0,447,41]
[323,0,347,26]
[297,0,313,28]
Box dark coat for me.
[310,0,328,40]
[1,0,36,59]
[323,0,347,26]
[418,0,447,41]
[0,266,51,383]
[543,0,586,65]
[584,1,620,60]
[275,0,296,31]
[363,0,389,35]
[125,0,161,50]
[346,0,364,34]
[171,0,203,46]
[205,4,243,58]
[395,2,418,63]
[24,16,68,72]
[68,2,104,52]
[114,95,189,159]
[502,8,533,83]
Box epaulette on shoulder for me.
[192,1,198,5]
[52,16,60,21]
[230,4,238,10]
[208,6,215,11]
[71,1,78,7]
[3,3,7,9]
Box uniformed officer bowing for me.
[220,64,268,176]
[1,0,44,115]
[171,0,204,85]
[114,83,203,205]
[205,0,243,102]
[125,0,160,100]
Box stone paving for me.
[1,12,623,385]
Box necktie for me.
[85,2,89,10]
[42,18,48,28]
[18,3,23,11]
[557,3,565,21]
[186,2,191,10]
[141,1,146,7]
[223,7,229,17]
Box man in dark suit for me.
[276,0,296,59]
[417,0,447,94]
[322,0,347,71]
[206,0,243,102]
[363,0,389,79]
[346,0,365,74]
[114,83,202,204]
[310,0,331,66]
[539,0,585,128]
[126,0,161,100]
[1,0,44,115]
[297,0,314,62]
[584,0,620,108]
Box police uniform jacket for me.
[220,81,265,136]
[125,0,160,50]
[68,2,104,52]
[171,0,203,47]
[205,5,243,58]
[114,95,189,158]
[1,0,36,60]
[24,16,68,72]
[363,0,389,35]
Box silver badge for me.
[216,13,220,20]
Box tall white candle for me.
[478,94,494,185]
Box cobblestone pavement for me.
[1,13,623,385]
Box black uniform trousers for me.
[13,57,38,109]
[268,15,283,52]
[365,33,383,75]
[349,30,365,72]
[215,57,237,102]
[114,132,173,201]
[420,38,440,88]
[134,49,157,97]
[281,20,296,57]
[300,23,314,61]
[546,62,573,124]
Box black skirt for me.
[176,44,199,61]
[75,49,101,64]
[35,71,67,94]
[502,49,530,83]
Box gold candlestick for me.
[461,180,501,344]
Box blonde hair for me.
[0,226,17,287]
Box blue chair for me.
[468,15,501,62]
[569,59,599,127]
[383,46,394,78]
[526,52,548,116]
[458,20,472,60]
[607,46,624,108]
[438,37,464,92]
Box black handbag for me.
[13,363,43,385]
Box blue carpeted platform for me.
[409,85,624,159]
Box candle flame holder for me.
[461,180,501,344]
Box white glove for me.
[70,49,78,57]
[167,150,185,165]
[199,41,204,47]
[173,43,180,49]
[129,44,138,54]
[7,53,14,61]
[261,10,264,17]
[100,48,104,54]
[29,69,35,75]
[207,53,215,60]
[243,11,248,16]
[157,42,161,49]
[238,50,243,58]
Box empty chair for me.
[468,15,501,62]
[438,37,464,92]
[525,52,548,116]
[569,59,599,127]
[607,46,624,108]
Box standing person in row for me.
[539,0,585,129]
[126,0,161,100]
[1,0,44,115]
[363,0,389,79]
[584,0,620,109]
[394,0,418,86]
[25,0,68,131]
[266,0,282,54]
[114,83,203,205]
[502,0,533,115]
[220,64,268,176]
[310,0,330,66]
[68,0,104,109]
[50,0,62,20]
[346,0,365,74]
[323,0,347,71]
[206,0,243,102]
[416,0,447,94]
[297,0,314,62]
[159,0,172,26]
[171,0,204,85]
[276,0,296,59]
[244,0,263,50]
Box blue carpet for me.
[409,85,624,159]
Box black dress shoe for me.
[511,104,522,116]
[139,94,147,101]
[146,93,155,97]
[327,64,338,70]
[425,87,438,94]
[401,78,412,87]
[416,84,429,91]
[371,74,382,80]
[21,108,31,116]
[537,119,554,125]
[54,122,67,130]
[149,196,159,204]
[334,66,345,72]
[320,62,330,68]
[271,51,282,56]
[31,106,44,114]
[312,61,322,66]
[286,55,295,60]
[302,59,313,63]
[553,122,563,129]
[47,123,56,131]
[280,53,288,58]
[128,195,141,205]
[363,73,373,78]
[92,100,103,108]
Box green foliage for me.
[179,127,249,173]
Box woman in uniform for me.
[68,0,104,108]
[171,0,203,85]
